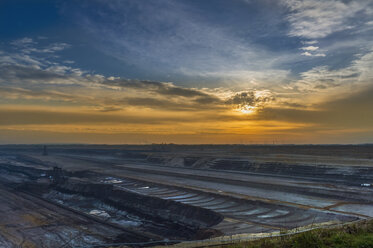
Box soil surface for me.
[0,144,372,247]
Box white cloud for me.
[301,51,312,56]
[301,46,318,51]
[303,40,318,45]
[301,51,325,57]
[1,38,72,69]
[353,48,373,80]
[314,53,326,57]
[10,37,35,46]
[282,0,369,39]
[21,42,70,54]
[291,47,373,94]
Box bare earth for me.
[0,144,372,247]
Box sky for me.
[0,0,373,144]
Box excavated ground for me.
[0,166,223,247]
[0,144,372,247]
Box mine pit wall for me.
[119,165,373,203]
[0,163,46,180]
[145,155,373,185]
[0,163,224,239]
[0,162,362,237]
[209,160,373,182]
[56,178,223,231]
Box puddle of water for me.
[257,209,289,218]
[89,209,110,218]
[102,177,123,184]
[111,219,141,227]
[44,191,143,228]
[163,193,195,200]
[237,208,268,216]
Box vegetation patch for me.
[221,219,373,248]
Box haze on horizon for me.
[0,0,373,144]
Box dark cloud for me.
[96,106,123,112]
[0,62,224,112]
[103,96,224,112]
[323,85,373,113]
[278,101,308,108]
[103,79,214,98]
[226,91,256,106]
[256,107,327,123]
[312,81,340,90]
[193,95,221,105]
[0,87,76,102]
[0,65,68,81]
[100,79,225,111]
[313,84,327,89]
[120,97,176,109]
[225,91,274,108]
[256,85,373,128]
[340,73,361,79]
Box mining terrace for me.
[0,144,372,247]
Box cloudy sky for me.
[0,0,373,144]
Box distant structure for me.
[151,143,173,152]
[50,166,66,184]
[42,145,48,156]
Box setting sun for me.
[237,105,256,114]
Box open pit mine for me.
[0,144,372,247]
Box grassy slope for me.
[223,219,373,248]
